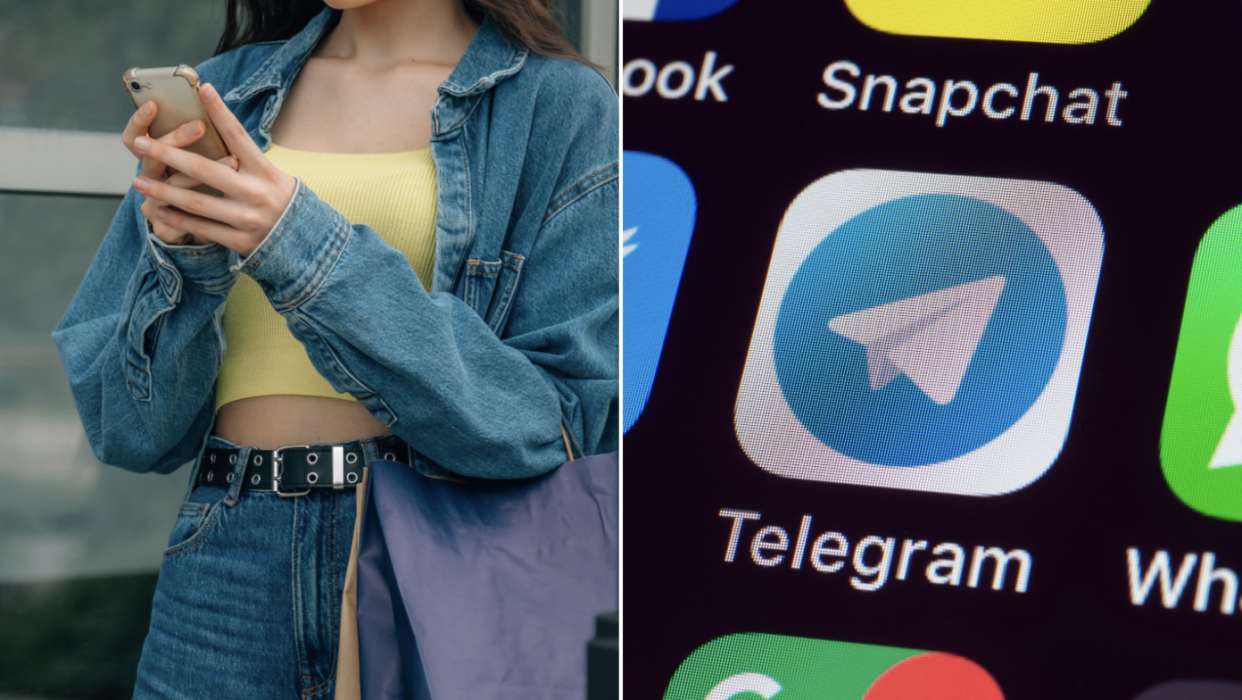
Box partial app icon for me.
[735,170,1104,496]
[1161,205,1242,521]
[623,151,698,433]
[623,0,741,22]
[1135,680,1242,700]
[664,633,1004,699]
[845,0,1151,44]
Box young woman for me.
[53,0,617,697]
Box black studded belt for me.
[196,436,409,496]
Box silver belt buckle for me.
[271,445,312,498]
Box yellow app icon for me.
[845,0,1151,44]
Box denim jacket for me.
[53,9,619,479]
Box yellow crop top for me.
[214,144,437,410]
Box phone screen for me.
[622,1,1242,697]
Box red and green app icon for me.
[664,633,1003,700]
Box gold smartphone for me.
[123,65,230,185]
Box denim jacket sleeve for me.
[237,170,617,480]
[53,181,240,474]
[54,169,615,479]
[54,39,617,479]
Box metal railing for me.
[0,126,132,197]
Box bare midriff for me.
[209,3,473,453]
[214,395,391,450]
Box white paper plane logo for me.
[828,275,1007,405]
[623,227,639,257]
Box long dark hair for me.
[214,0,586,62]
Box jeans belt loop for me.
[224,445,249,507]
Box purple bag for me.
[355,451,618,700]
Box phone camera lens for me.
[130,81,141,91]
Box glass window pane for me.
[0,192,185,698]
[0,1,225,132]
[0,192,188,584]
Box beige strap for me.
[561,426,574,463]
[334,467,368,700]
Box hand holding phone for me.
[130,82,298,258]
[122,65,237,246]
[123,65,228,162]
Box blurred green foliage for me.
[0,0,225,132]
[0,574,159,699]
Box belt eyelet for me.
[307,471,319,484]
[251,473,261,486]
[306,453,318,465]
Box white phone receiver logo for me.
[705,673,782,700]
[1210,314,1242,469]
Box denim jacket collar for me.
[220,9,331,105]
[221,8,527,139]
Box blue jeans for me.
[132,434,401,699]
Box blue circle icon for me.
[772,194,1068,467]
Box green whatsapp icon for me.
[1162,205,1242,520]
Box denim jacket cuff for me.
[145,223,239,296]
[238,179,348,312]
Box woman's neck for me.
[318,0,479,68]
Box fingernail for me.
[200,83,217,101]
[189,120,203,135]
[157,208,169,220]
[134,136,149,152]
[140,102,154,116]
[134,177,149,191]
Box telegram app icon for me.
[736,170,1104,496]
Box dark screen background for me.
[622,1,1242,696]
